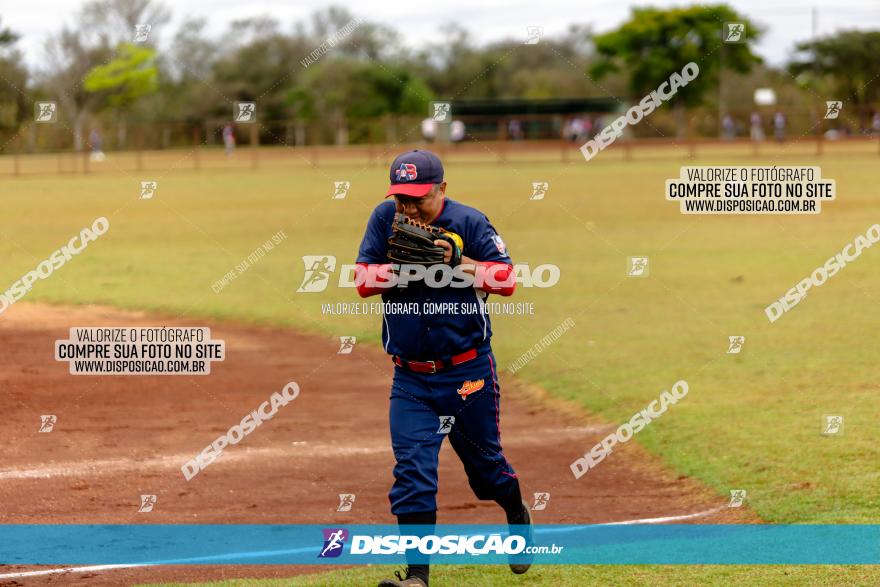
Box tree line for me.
[0,0,878,149]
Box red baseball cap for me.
[385,150,444,198]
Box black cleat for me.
[509,499,534,574]
[378,568,428,587]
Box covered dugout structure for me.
[446,97,622,141]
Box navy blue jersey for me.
[356,198,512,360]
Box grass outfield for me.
[137,564,880,586]
[2,144,879,584]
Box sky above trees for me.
[7,0,880,69]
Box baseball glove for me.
[387,213,463,267]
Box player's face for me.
[394,182,446,222]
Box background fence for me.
[1,107,878,177]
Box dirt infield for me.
[0,303,754,586]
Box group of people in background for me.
[729,111,789,142]
[723,111,880,142]
[420,118,467,142]
[563,110,880,144]
[83,123,240,161]
[81,110,880,159]
[563,116,607,143]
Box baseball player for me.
[355,150,532,587]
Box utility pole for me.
[719,40,726,137]
[812,7,819,137]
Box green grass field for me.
[139,564,880,587]
[2,142,878,585]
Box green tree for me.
[42,26,115,150]
[83,43,158,108]
[416,24,601,100]
[211,17,311,124]
[590,5,762,136]
[0,18,28,132]
[39,0,168,150]
[288,59,432,144]
[82,43,159,150]
[789,30,880,114]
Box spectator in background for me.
[872,112,880,136]
[421,118,437,141]
[450,120,466,142]
[750,112,764,142]
[773,111,786,142]
[508,118,524,141]
[562,118,572,141]
[582,116,593,140]
[223,122,236,156]
[89,128,105,162]
[722,115,736,140]
[566,117,584,142]
[420,119,464,142]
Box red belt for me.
[393,348,479,374]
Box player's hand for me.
[434,239,453,264]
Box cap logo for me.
[395,163,418,182]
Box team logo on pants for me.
[319,528,348,558]
[456,379,484,400]
[437,416,455,434]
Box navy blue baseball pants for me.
[388,351,519,515]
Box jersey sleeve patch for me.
[492,234,506,255]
